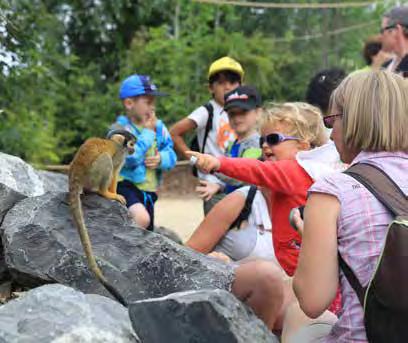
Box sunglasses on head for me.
[323,113,343,129]
[259,133,299,147]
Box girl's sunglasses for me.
[323,113,343,129]
[260,133,299,147]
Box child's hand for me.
[144,111,157,130]
[145,151,161,169]
[186,151,221,174]
[195,180,221,201]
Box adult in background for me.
[381,6,408,77]
[358,35,392,72]
[288,71,408,341]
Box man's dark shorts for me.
[117,180,158,231]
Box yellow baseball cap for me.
[208,56,244,80]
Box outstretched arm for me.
[187,151,308,194]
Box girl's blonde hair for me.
[260,102,328,148]
[330,70,408,152]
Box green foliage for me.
[0,0,390,163]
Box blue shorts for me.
[117,180,158,231]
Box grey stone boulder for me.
[36,170,69,193]
[154,226,183,244]
[0,152,44,222]
[129,289,279,343]
[0,284,139,342]
[0,241,8,282]
[1,192,234,302]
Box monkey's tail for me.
[68,179,128,307]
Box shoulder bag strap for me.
[344,163,407,217]
[200,103,214,153]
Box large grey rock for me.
[0,240,8,282]
[154,226,183,244]
[36,170,68,193]
[1,192,234,302]
[0,284,139,342]
[0,153,44,222]
[129,289,279,343]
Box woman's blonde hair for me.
[260,102,328,148]
[330,70,408,152]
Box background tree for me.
[0,0,391,164]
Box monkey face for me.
[126,139,135,155]
[107,129,137,155]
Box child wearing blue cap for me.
[109,74,177,231]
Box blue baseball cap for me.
[119,74,166,99]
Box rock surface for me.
[36,170,69,193]
[0,284,139,342]
[0,152,44,222]
[1,192,234,302]
[129,289,279,343]
[154,226,183,244]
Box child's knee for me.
[129,204,151,229]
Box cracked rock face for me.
[0,192,234,302]
[36,170,69,193]
[0,284,139,342]
[0,153,45,223]
[129,289,279,343]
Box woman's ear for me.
[297,140,311,151]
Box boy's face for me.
[124,95,156,122]
[209,74,240,105]
[227,107,259,138]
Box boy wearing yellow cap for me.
[170,57,244,214]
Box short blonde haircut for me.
[330,70,408,152]
[260,102,328,148]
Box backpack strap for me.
[338,253,366,306]
[229,185,258,230]
[344,163,408,217]
[200,103,214,153]
[339,162,408,307]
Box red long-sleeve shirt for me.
[219,157,313,276]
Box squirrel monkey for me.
[69,129,136,307]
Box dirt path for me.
[155,196,203,242]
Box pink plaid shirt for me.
[309,151,408,342]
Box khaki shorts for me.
[287,321,333,343]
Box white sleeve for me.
[188,106,209,130]
[234,186,251,197]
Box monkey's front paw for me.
[115,194,127,205]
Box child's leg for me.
[232,260,291,331]
[117,180,151,230]
[128,203,151,229]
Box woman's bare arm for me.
[293,193,340,318]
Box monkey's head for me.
[106,130,136,155]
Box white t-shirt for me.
[188,99,236,183]
[214,186,278,264]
